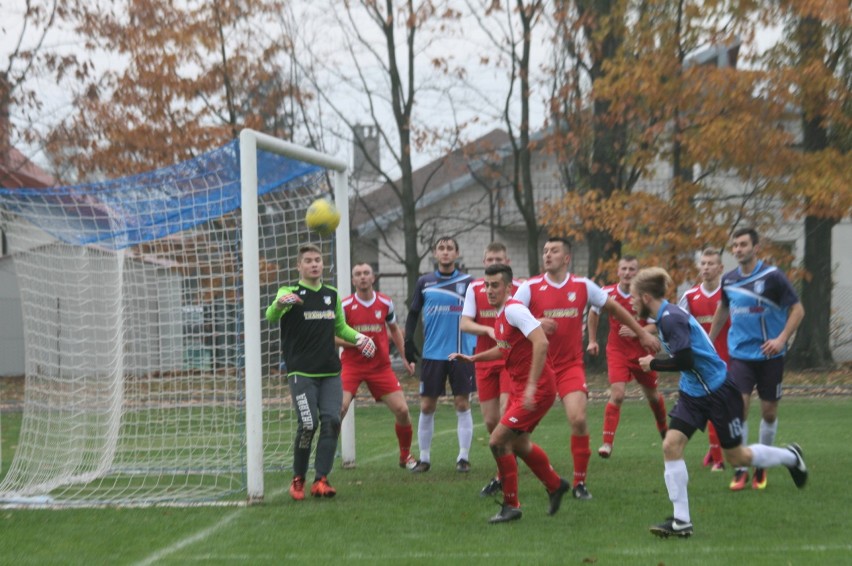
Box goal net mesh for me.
[0,139,337,506]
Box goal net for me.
[0,130,349,506]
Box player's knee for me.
[296,427,315,448]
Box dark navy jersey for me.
[409,269,475,359]
[720,261,800,360]
[655,300,727,397]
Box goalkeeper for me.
[266,243,376,501]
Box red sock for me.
[519,443,561,492]
[651,393,668,434]
[395,422,412,461]
[602,402,620,445]
[571,435,591,486]
[707,421,723,464]
[495,453,519,507]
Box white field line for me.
[133,423,472,564]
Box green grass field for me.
[1,397,850,565]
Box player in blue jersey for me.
[709,228,805,491]
[632,267,807,539]
[404,237,477,473]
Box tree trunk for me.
[788,215,836,369]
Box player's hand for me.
[355,334,376,359]
[538,318,557,335]
[761,337,785,357]
[618,326,637,338]
[404,339,419,364]
[586,341,599,356]
[523,383,537,410]
[638,354,654,372]
[448,352,474,363]
[638,330,661,354]
[485,327,496,340]
[403,360,416,376]
[277,293,302,307]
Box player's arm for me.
[708,301,729,342]
[605,297,660,353]
[762,302,805,357]
[524,326,549,408]
[265,286,300,322]
[389,321,415,375]
[403,281,424,364]
[460,315,496,339]
[333,294,375,358]
[449,345,502,364]
[586,309,600,356]
[638,315,693,373]
[336,337,355,349]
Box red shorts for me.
[500,384,556,433]
[341,365,402,401]
[551,359,588,398]
[475,362,511,402]
[607,350,658,389]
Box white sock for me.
[664,459,690,523]
[749,444,796,468]
[418,412,434,463]
[759,419,777,447]
[737,421,750,472]
[456,409,473,461]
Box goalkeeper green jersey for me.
[266,281,359,378]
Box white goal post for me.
[240,130,355,502]
[0,129,355,507]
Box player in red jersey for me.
[451,263,570,524]
[678,248,729,473]
[337,263,417,469]
[587,256,667,459]
[514,238,661,500]
[461,242,521,497]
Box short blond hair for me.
[630,267,673,299]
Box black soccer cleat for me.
[409,460,431,474]
[572,482,592,500]
[786,443,808,488]
[456,459,471,473]
[479,477,502,497]
[489,503,523,524]
[547,478,570,516]
[650,516,694,538]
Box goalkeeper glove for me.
[404,339,419,365]
[355,333,376,359]
[277,293,302,307]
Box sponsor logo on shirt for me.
[354,324,383,333]
[425,305,464,315]
[480,309,497,318]
[304,310,336,320]
[731,306,765,315]
[543,308,579,318]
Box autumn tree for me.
[46,0,301,178]
[291,0,473,300]
[767,1,852,368]
[1,0,90,176]
[462,0,548,275]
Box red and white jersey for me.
[495,299,555,391]
[462,277,522,359]
[514,273,608,371]
[595,283,651,360]
[678,283,729,362]
[341,291,395,370]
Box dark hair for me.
[546,236,572,254]
[732,227,759,246]
[630,267,672,299]
[620,254,638,263]
[433,236,460,252]
[484,263,514,284]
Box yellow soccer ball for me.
[305,198,341,237]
